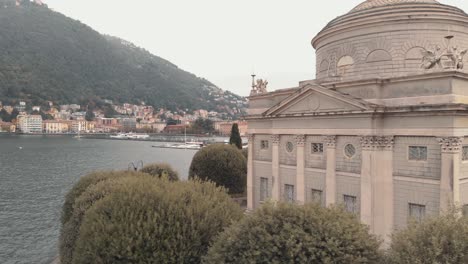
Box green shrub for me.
[140,162,179,181]
[61,170,144,224]
[189,144,246,194]
[241,148,248,160]
[72,178,244,264]
[59,175,148,264]
[204,202,382,264]
[386,211,468,264]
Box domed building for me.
[246,0,468,241]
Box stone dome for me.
[312,0,468,82]
[350,0,440,13]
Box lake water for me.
[0,135,197,264]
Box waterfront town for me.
[0,100,247,135]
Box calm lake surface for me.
[0,135,197,264]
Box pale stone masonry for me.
[246,0,468,243]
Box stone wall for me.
[394,179,440,229]
[336,174,361,214]
[280,167,296,201]
[461,183,468,205]
[336,136,362,173]
[253,134,272,162]
[305,169,326,205]
[393,136,441,180]
[280,135,297,166]
[305,135,327,169]
[253,161,272,208]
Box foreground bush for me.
[204,202,382,264]
[386,211,468,264]
[61,170,145,224]
[189,144,246,194]
[60,176,148,264]
[72,178,244,264]
[140,162,179,181]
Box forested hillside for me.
[0,0,245,113]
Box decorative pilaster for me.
[247,134,255,210]
[295,135,306,203]
[438,137,463,212]
[360,135,394,245]
[324,136,337,206]
[271,135,281,201]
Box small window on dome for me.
[337,56,354,67]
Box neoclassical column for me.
[271,135,281,201]
[295,135,306,203]
[325,136,337,206]
[360,136,394,242]
[247,134,255,210]
[438,137,462,212]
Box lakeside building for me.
[246,0,468,243]
[0,121,15,133]
[17,115,42,134]
[214,121,248,136]
[43,120,70,134]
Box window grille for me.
[311,143,324,154]
[409,203,426,222]
[344,195,357,214]
[463,146,468,161]
[260,140,269,150]
[286,142,294,153]
[284,184,295,202]
[260,178,269,202]
[344,144,356,158]
[311,189,323,205]
[409,146,428,161]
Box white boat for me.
[110,133,150,140]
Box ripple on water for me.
[0,135,196,264]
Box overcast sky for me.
[43,0,467,96]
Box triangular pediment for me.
[263,84,376,117]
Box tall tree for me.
[229,123,242,149]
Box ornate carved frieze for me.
[421,36,467,70]
[324,136,337,148]
[360,136,394,151]
[271,135,280,145]
[438,137,463,153]
[295,135,306,147]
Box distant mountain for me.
[0,0,246,115]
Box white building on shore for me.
[17,115,43,134]
[246,0,468,243]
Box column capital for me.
[438,137,463,153]
[360,136,394,151]
[324,135,337,148]
[295,134,306,147]
[247,134,255,141]
[271,134,280,145]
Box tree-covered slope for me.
[0,0,245,112]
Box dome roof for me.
[351,0,440,13]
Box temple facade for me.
[246,0,468,241]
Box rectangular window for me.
[260,140,269,150]
[408,146,428,161]
[463,205,468,217]
[343,195,357,214]
[284,184,295,202]
[463,146,468,161]
[311,143,324,154]
[311,189,323,205]
[260,178,269,202]
[409,203,426,222]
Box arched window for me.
[405,47,425,68]
[319,60,329,73]
[337,56,354,76]
[367,49,392,62]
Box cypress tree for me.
[229,123,242,149]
